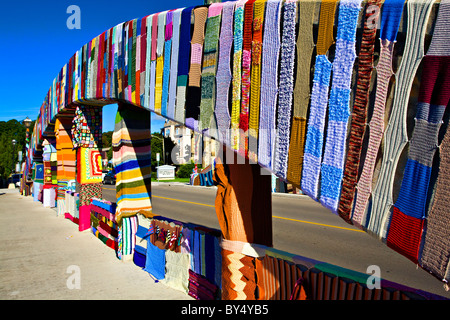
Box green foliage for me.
[176,162,196,179]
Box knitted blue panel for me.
[161,39,172,117]
[380,0,405,42]
[177,7,194,76]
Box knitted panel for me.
[118,215,138,261]
[199,3,223,133]
[320,0,362,213]
[338,0,382,223]
[368,0,436,239]
[175,7,194,123]
[301,0,338,200]
[273,0,297,179]
[248,0,267,162]
[221,249,257,300]
[286,0,316,186]
[230,0,247,151]
[215,2,235,146]
[239,0,257,158]
[257,0,281,170]
[149,13,159,111]
[185,6,208,130]
[155,11,167,114]
[167,9,183,120]
[161,10,174,117]
[351,0,404,227]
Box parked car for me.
[8,173,22,188]
[103,170,116,185]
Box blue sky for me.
[0,0,200,133]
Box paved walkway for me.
[0,188,193,300]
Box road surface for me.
[102,183,450,299]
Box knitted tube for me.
[215,1,235,146]
[351,0,405,228]
[368,0,436,239]
[199,3,224,134]
[274,0,297,179]
[301,0,338,200]
[257,0,281,170]
[320,0,362,213]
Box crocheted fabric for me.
[76,147,103,184]
[154,11,167,114]
[390,0,450,265]
[351,0,404,227]
[112,104,152,225]
[301,0,338,200]
[368,0,436,239]
[273,0,297,180]
[167,8,183,120]
[320,0,362,213]
[199,3,223,133]
[161,10,174,117]
[149,13,159,111]
[215,1,235,146]
[286,0,315,186]
[175,7,194,123]
[71,105,102,149]
[230,0,247,151]
[338,0,382,223]
[258,0,281,170]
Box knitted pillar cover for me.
[215,1,235,147]
[230,0,248,151]
[239,0,257,158]
[155,11,167,114]
[320,0,362,213]
[390,0,450,265]
[199,3,224,133]
[351,0,404,227]
[273,0,297,180]
[167,9,183,120]
[301,0,338,200]
[257,0,281,170]
[286,0,316,186]
[337,0,382,223]
[161,10,174,117]
[368,0,436,239]
[186,6,208,131]
[248,0,267,163]
[175,7,194,123]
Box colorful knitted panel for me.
[215,1,235,146]
[79,182,102,207]
[76,147,103,184]
[155,11,167,114]
[230,0,247,151]
[199,3,223,133]
[301,0,338,200]
[389,0,450,265]
[368,0,436,239]
[71,105,102,149]
[286,0,315,186]
[161,10,174,117]
[175,7,194,123]
[186,6,208,130]
[337,0,382,223]
[257,0,281,170]
[248,0,267,162]
[221,249,257,300]
[273,0,297,179]
[167,9,183,120]
[112,104,152,225]
[351,0,404,227]
[118,215,138,261]
[320,0,362,213]
[149,13,159,111]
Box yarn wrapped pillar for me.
[213,145,272,300]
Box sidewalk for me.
[0,188,193,300]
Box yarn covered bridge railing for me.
[25,0,450,297]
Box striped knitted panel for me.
[301,0,337,200]
[338,0,382,223]
[221,249,257,300]
[118,215,138,261]
[112,104,152,226]
[248,0,267,163]
[199,3,223,133]
[161,10,174,117]
[273,0,297,179]
[175,7,194,123]
[257,0,281,170]
[368,0,436,239]
[215,2,235,147]
[320,0,362,213]
[186,6,208,130]
[167,9,183,120]
[149,13,158,111]
[239,0,257,158]
[286,0,315,186]
[230,0,247,151]
[155,11,167,114]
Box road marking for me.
[150,194,364,233]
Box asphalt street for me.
[102,183,450,299]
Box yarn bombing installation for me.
[25,0,450,296]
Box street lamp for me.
[11,139,17,174]
[24,117,32,143]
